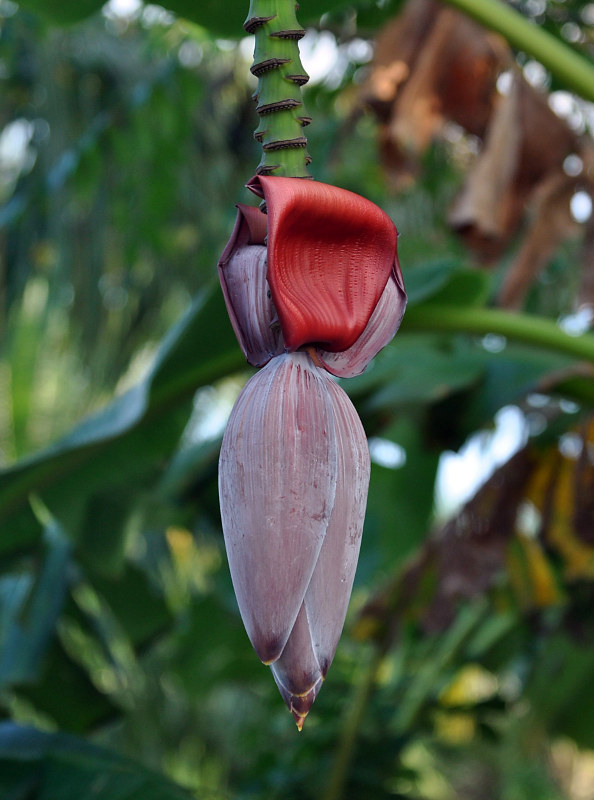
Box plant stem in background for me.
[443,0,594,103]
[404,305,594,364]
[245,0,312,177]
[323,647,384,800]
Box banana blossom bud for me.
[218,177,406,728]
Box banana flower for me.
[218,176,406,728]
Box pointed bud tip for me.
[273,665,324,731]
[293,711,307,731]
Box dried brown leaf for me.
[448,74,523,252]
[363,0,506,184]
[450,75,578,261]
[498,171,579,308]
[572,419,594,547]
[577,147,594,307]
[363,0,506,186]
[388,8,505,153]
[363,0,441,121]
[357,415,594,645]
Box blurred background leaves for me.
[1,0,594,798]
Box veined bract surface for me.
[219,352,370,729]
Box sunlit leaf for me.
[506,533,564,610]
[0,288,242,564]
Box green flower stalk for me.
[245,0,312,177]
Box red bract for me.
[247,175,402,352]
[218,177,406,377]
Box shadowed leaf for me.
[0,724,197,800]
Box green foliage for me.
[0,723,197,799]
[0,290,240,562]
[16,0,358,36]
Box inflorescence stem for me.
[245,0,312,177]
